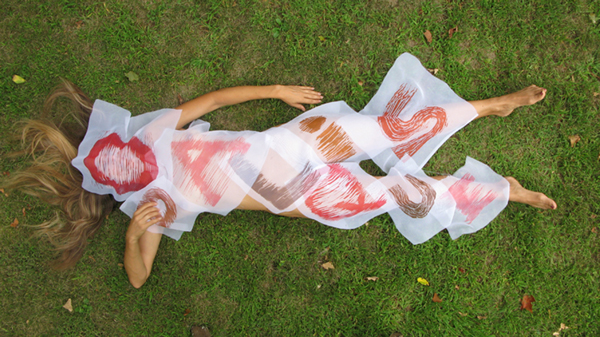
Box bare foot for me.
[506,177,557,210]
[494,85,547,117]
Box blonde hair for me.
[2,80,115,270]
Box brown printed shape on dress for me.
[139,187,177,228]
[299,116,327,133]
[252,163,321,210]
[377,85,448,159]
[316,123,357,163]
[388,174,436,218]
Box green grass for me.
[1,0,599,335]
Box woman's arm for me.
[124,202,163,288]
[175,85,323,129]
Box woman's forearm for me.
[124,238,149,288]
[176,85,283,129]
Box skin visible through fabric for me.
[448,173,497,223]
[84,133,158,194]
[252,163,322,210]
[171,137,250,207]
[305,164,386,220]
[388,174,436,218]
[377,85,448,159]
[139,188,177,228]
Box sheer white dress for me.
[72,53,509,244]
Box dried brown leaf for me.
[477,315,487,320]
[10,218,19,228]
[568,135,581,147]
[366,276,379,281]
[455,285,460,290]
[594,92,600,97]
[592,227,597,233]
[63,299,73,312]
[184,308,191,316]
[520,294,535,313]
[432,293,443,303]
[75,20,83,29]
[22,208,26,216]
[448,26,458,39]
[458,311,468,317]
[177,94,184,105]
[321,262,334,270]
[424,30,433,43]
[458,267,465,273]
[357,81,364,86]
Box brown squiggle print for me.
[252,164,321,210]
[388,174,436,218]
[377,85,448,159]
[299,116,326,133]
[316,122,357,162]
[139,187,177,228]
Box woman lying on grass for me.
[3,54,556,288]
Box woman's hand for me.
[126,202,162,243]
[277,85,323,111]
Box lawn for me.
[1,0,599,336]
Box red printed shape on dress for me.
[377,84,448,159]
[84,133,158,194]
[172,137,250,207]
[448,173,497,224]
[305,164,386,221]
[139,187,177,228]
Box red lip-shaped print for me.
[84,133,158,194]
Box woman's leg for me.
[470,85,547,119]
[430,175,556,209]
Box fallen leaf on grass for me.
[592,227,598,233]
[12,75,26,84]
[458,267,465,273]
[455,285,460,290]
[448,26,458,39]
[458,311,468,317]
[10,218,19,228]
[366,276,379,281]
[432,293,442,303]
[357,81,364,86]
[184,308,191,316]
[75,20,84,29]
[424,30,433,43]
[520,294,535,313]
[125,71,139,82]
[417,277,429,286]
[63,299,73,312]
[22,208,26,216]
[594,92,600,97]
[568,135,581,147]
[552,323,569,336]
[321,262,334,270]
[477,315,487,320]
[177,94,184,105]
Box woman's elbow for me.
[129,276,147,289]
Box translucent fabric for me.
[72,53,509,243]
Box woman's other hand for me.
[277,85,323,111]
[126,202,162,243]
